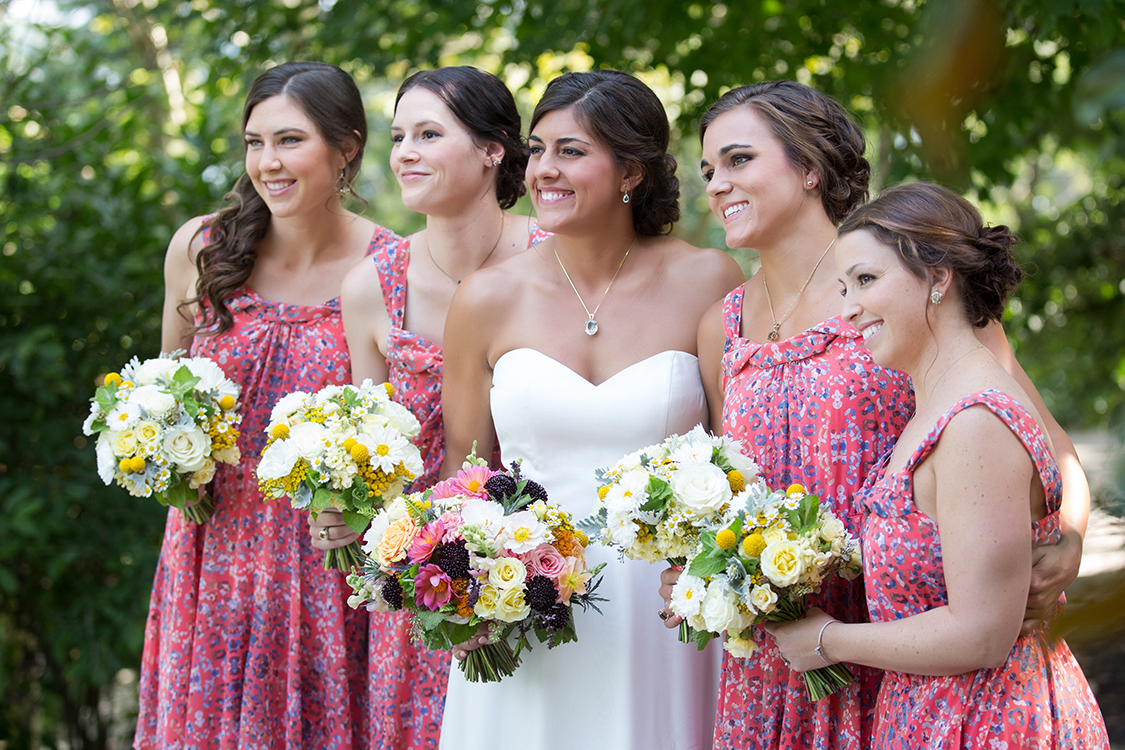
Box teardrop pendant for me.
[584,318,599,336]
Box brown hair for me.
[188,61,367,335]
[838,182,1024,327]
[396,66,527,209]
[699,80,869,225]
[530,70,680,236]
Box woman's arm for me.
[977,321,1088,632]
[161,216,207,353]
[697,299,728,433]
[769,407,1034,675]
[341,257,391,384]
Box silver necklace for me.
[554,235,636,336]
[428,215,505,285]
[762,235,837,342]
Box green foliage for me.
[2,0,1123,746]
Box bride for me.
[438,70,744,749]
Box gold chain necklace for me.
[554,235,636,336]
[762,235,837,342]
[428,215,505,285]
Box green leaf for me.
[341,509,371,535]
[687,533,730,577]
[692,627,717,651]
[639,475,673,514]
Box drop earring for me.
[336,169,352,196]
[622,185,630,204]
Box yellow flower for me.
[343,437,357,451]
[270,424,290,440]
[351,443,370,463]
[716,528,737,550]
[219,395,236,410]
[727,470,745,493]
[786,483,806,498]
[383,382,395,398]
[129,456,146,473]
[103,372,122,387]
[742,533,766,558]
[119,457,133,473]
[597,485,610,500]
[573,529,589,548]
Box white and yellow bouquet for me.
[580,425,763,640]
[256,379,423,572]
[348,454,605,683]
[83,352,241,523]
[669,482,862,700]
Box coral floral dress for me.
[861,389,1109,748]
[135,223,397,750]
[364,226,551,748]
[713,284,914,750]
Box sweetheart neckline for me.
[493,347,698,389]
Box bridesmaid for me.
[769,182,1108,748]
[439,70,744,750]
[314,66,538,748]
[137,62,389,749]
[659,80,1090,750]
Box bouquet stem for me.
[459,640,522,683]
[802,662,855,702]
[678,619,695,644]
[323,540,365,573]
[181,493,214,524]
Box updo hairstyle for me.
[396,66,527,209]
[838,182,1024,328]
[191,61,368,335]
[530,70,680,236]
[699,80,869,225]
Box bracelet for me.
[815,619,838,664]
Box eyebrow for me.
[527,134,592,146]
[390,119,441,130]
[700,142,753,169]
[244,127,311,137]
[843,263,861,276]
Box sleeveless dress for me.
[860,389,1109,749]
[135,223,397,750]
[713,284,915,750]
[438,348,723,750]
[365,227,551,748]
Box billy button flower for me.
[271,423,290,440]
[103,372,123,387]
[715,528,738,550]
[219,395,236,410]
[786,483,806,498]
[383,382,394,398]
[727,470,745,493]
[597,484,611,500]
[742,532,767,558]
[120,456,146,473]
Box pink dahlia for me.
[447,465,495,499]
[408,519,446,563]
[415,564,453,610]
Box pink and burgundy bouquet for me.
[347,454,605,683]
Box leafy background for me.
[2,0,1124,746]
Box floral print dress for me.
[365,226,550,749]
[713,283,914,750]
[861,389,1109,749]
[135,224,397,750]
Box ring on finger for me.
[658,609,671,621]
[318,527,329,541]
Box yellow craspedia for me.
[727,470,745,493]
[742,532,767,558]
[786,483,806,498]
[219,395,236,410]
[597,485,610,500]
[343,437,358,451]
[383,382,394,398]
[716,528,737,550]
[574,529,589,547]
[119,457,133,473]
[104,372,122,387]
[129,456,146,473]
[350,443,370,463]
[271,424,290,439]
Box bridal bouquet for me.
[580,425,763,640]
[668,482,862,701]
[83,352,241,523]
[256,380,423,572]
[348,454,605,683]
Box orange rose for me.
[376,514,418,567]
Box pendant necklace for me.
[762,235,837,342]
[428,214,505,285]
[554,235,636,336]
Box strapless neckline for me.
[494,347,699,388]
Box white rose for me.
[109,429,138,458]
[495,586,531,623]
[269,391,311,426]
[762,525,790,546]
[380,401,421,439]
[130,357,180,385]
[184,357,238,400]
[162,426,211,472]
[257,438,300,481]
[130,384,178,418]
[189,457,217,488]
[670,461,732,517]
[724,633,759,659]
[133,419,162,445]
[760,540,806,587]
[288,421,327,461]
[700,581,742,633]
[749,584,778,615]
[96,434,116,484]
[820,515,845,543]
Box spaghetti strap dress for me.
[712,283,915,750]
[860,389,1109,749]
[364,225,551,748]
[135,223,397,750]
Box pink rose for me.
[376,514,418,568]
[438,510,463,543]
[522,543,566,579]
[415,564,453,610]
[408,519,445,563]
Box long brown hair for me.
[186,61,368,335]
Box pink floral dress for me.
[135,223,397,750]
[364,226,551,748]
[713,284,914,750]
[861,389,1109,749]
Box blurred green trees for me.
[2,0,1123,746]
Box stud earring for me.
[806,179,814,188]
[491,158,502,166]
[930,289,943,305]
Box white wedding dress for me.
[439,348,721,750]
